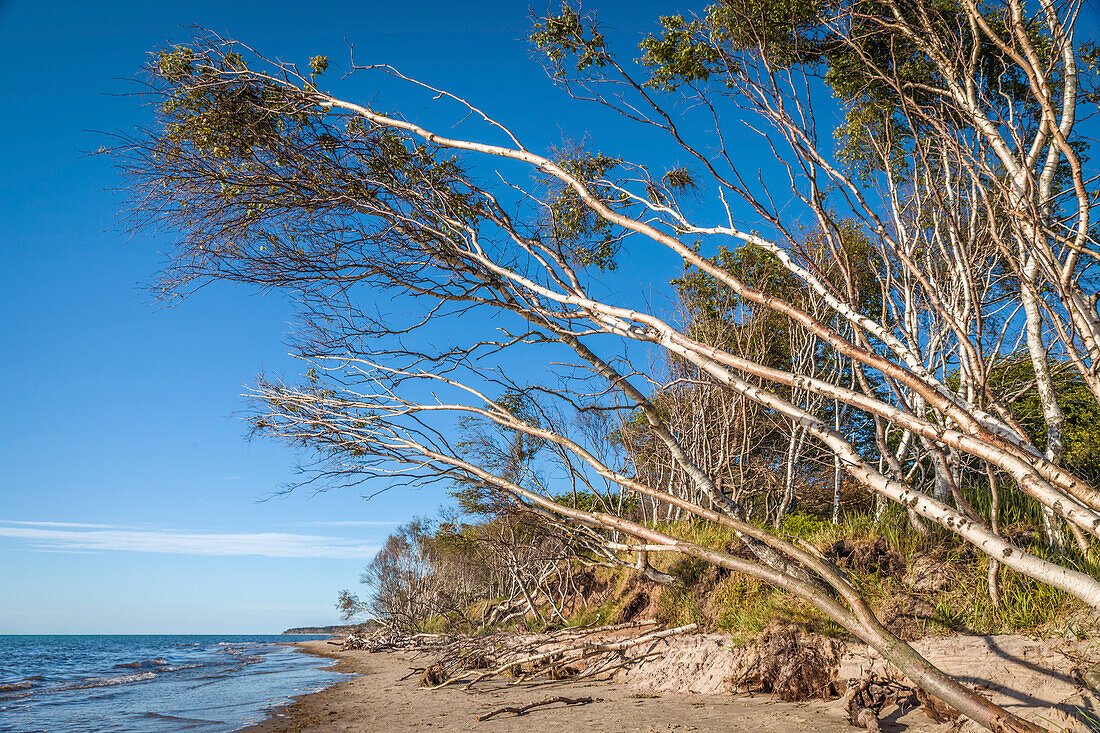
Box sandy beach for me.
[242,640,928,733]
[242,634,1100,733]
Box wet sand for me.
[242,640,939,733]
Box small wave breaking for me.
[0,679,38,693]
[67,671,157,690]
[113,657,168,670]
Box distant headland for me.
[281,625,363,636]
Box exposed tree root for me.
[736,623,844,701]
[843,674,917,731]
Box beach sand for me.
[243,632,1100,733]
[242,640,943,733]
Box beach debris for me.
[444,622,698,690]
[475,696,596,722]
[342,628,454,653]
[399,667,424,681]
[842,673,917,732]
[365,619,685,690]
[420,664,449,687]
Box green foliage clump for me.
[638,15,721,91]
[640,0,825,90]
[662,167,696,193]
[308,55,328,78]
[154,46,288,162]
[546,151,624,271]
[778,510,828,538]
[531,4,609,75]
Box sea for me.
[0,635,347,732]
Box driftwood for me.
[843,674,918,731]
[573,649,663,681]
[475,696,596,722]
[340,620,690,693]
[400,667,425,681]
[343,628,455,653]
[442,623,698,690]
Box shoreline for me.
[239,640,368,732]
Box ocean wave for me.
[141,711,221,724]
[161,662,203,672]
[67,671,157,690]
[112,657,168,670]
[0,675,45,694]
[0,690,33,701]
[0,681,35,693]
[213,657,264,677]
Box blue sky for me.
[0,0,698,633]
[13,0,1094,635]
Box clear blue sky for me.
[0,0,701,633]
[11,0,1093,635]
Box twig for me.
[475,696,596,722]
[400,667,426,681]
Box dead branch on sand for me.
[475,696,597,721]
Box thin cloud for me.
[296,520,402,527]
[0,520,122,529]
[0,523,379,560]
[24,548,105,555]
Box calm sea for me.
[0,635,347,732]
